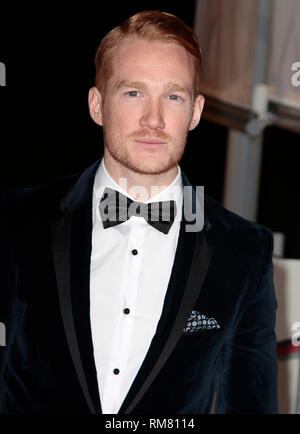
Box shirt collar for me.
[93,158,183,208]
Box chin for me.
[125,159,178,176]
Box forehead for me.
[109,37,195,87]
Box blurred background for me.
[0,0,299,414]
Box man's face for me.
[89,37,204,176]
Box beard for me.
[102,127,188,176]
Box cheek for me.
[106,104,139,133]
[166,111,191,134]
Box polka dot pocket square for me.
[183,310,221,333]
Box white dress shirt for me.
[90,159,183,414]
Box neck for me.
[103,154,178,202]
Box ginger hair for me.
[94,10,202,98]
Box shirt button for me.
[123,308,130,314]
[131,249,138,255]
[113,368,120,375]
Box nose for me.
[139,98,165,130]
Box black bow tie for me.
[99,187,177,234]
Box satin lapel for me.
[69,195,102,413]
[119,182,214,414]
[51,159,102,414]
[52,211,97,414]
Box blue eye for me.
[127,91,139,97]
[169,94,181,101]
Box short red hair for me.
[94,10,202,97]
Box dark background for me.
[0,2,299,257]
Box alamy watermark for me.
[0,321,6,346]
[291,62,300,87]
[291,322,300,347]
[96,181,205,233]
[0,62,6,86]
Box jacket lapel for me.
[52,159,102,414]
[52,159,214,415]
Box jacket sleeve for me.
[214,228,278,413]
[0,195,20,413]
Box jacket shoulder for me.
[204,194,273,258]
[0,173,80,220]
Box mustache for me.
[128,130,171,141]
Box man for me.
[0,10,277,414]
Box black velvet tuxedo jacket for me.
[0,158,278,414]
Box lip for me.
[134,139,167,147]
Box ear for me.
[88,86,104,126]
[188,94,205,131]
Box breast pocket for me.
[180,328,223,350]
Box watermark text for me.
[291,62,300,87]
[0,62,6,86]
[291,322,300,347]
[0,322,6,346]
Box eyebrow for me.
[164,82,191,95]
[114,80,191,96]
